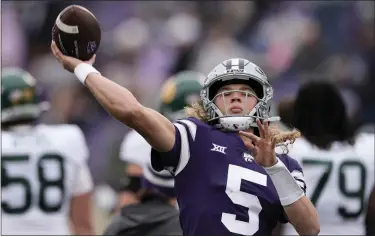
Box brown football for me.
[52,5,101,61]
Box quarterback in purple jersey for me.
[51,41,320,235]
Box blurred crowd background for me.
[2,0,374,233]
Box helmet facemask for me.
[201,75,279,131]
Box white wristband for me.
[264,158,304,206]
[74,63,101,85]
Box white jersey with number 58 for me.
[282,132,374,235]
[1,124,93,235]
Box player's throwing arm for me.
[50,41,175,153]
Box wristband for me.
[74,63,101,84]
[264,158,304,206]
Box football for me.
[52,5,101,61]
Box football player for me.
[104,71,202,235]
[278,81,374,235]
[1,68,94,235]
[51,41,320,235]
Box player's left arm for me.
[283,196,319,236]
[365,185,375,235]
[66,126,95,235]
[267,154,319,236]
[70,161,94,235]
[70,191,94,235]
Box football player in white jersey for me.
[1,68,94,235]
[278,81,374,235]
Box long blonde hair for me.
[185,101,301,153]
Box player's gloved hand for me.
[239,119,277,167]
[50,41,96,73]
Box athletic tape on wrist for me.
[264,158,304,206]
[74,63,101,84]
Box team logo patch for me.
[87,41,97,54]
[243,152,254,162]
[211,143,227,154]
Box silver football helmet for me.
[200,58,280,131]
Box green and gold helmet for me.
[159,71,204,121]
[1,68,48,124]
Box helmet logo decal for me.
[255,66,265,76]
[9,88,34,105]
[23,88,34,102]
[225,58,245,73]
[160,78,177,104]
[9,89,23,105]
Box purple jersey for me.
[151,117,306,235]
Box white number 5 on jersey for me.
[221,164,267,235]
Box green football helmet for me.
[158,71,204,121]
[1,68,49,124]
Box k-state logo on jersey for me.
[211,143,227,154]
[243,152,254,162]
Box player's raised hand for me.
[50,41,96,73]
[239,119,277,167]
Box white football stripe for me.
[174,123,191,176]
[55,8,79,34]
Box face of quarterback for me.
[214,83,257,116]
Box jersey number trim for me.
[302,158,366,219]
[2,154,65,214]
[221,164,267,235]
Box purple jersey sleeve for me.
[277,153,307,224]
[151,124,182,172]
[151,117,200,175]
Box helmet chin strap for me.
[216,115,281,131]
[216,116,253,131]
